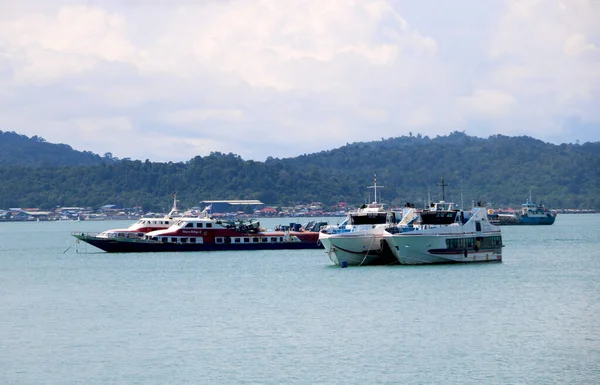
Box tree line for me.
[0,130,598,211]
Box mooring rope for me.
[63,240,76,254]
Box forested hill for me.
[0,131,598,210]
[0,130,114,167]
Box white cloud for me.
[0,0,598,162]
[163,108,244,125]
[0,5,140,84]
[458,89,516,118]
[564,33,597,56]
[471,0,600,140]
[73,116,133,134]
[407,107,434,127]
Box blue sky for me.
[0,0,598,161]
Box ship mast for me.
[529,189,532,204]
[167,193,179,218]
[368,173,384,204]
[437,175,449,202]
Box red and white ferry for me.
[73,212,327,253]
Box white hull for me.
[385,233,502,265]
[319,230,396,266]
[318,175,398,266]
[384,205,503,265]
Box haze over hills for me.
[0,130,598,210]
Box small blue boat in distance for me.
[515,199,557,225]
[489,192,556,226]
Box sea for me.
[1,214,598,384]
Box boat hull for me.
[74,235,323,253]
[385,234,503,265]
[502,215,556,225]
[319,232,397,266]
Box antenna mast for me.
[437,175,449,202]
[367,173,384,204]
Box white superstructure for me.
[384,203,503,265]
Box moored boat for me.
[384,177,503,265]
[319,174,399,266]
[385,202,503,265]
[78,195,183,241]
[73,214,326,253]
[488,193,556,226]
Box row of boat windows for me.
[140,220,171,225]
[480,235,502,247]
[152,237,202,243]
[149,236,285,243]
[103,232,144,238]
[446,238,476,249]
[183,222,213,228]
[483,236,503,246]
[216,237,285,244]
[445,236,503,249]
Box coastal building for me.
[200,200,264,214]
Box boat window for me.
[262,237,268,242]
[475,222,482,231]
[118,233,125,237]
[351,213,388,225]
[196,223,203,228]
[216,237,223,244]
[233,238,240,243]
[190,238,196,243]
[185,223,193,228]
[271,237,277,242]
[244,238,250,243]
[206,223,212,228]
[171,237,177,243]
[181,238,187,243]
[279,237,283,242]
[161,237,168,242]
[488,235,502,246]
[253,238,259,243]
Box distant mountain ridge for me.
[0,130,598,210]
[0,130,113,167]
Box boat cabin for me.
[343,203,395,226]
[419,201,461,225]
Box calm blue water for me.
[1,215,599,384]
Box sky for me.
[0,0,598,162]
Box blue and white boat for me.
[490,193,556,226]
